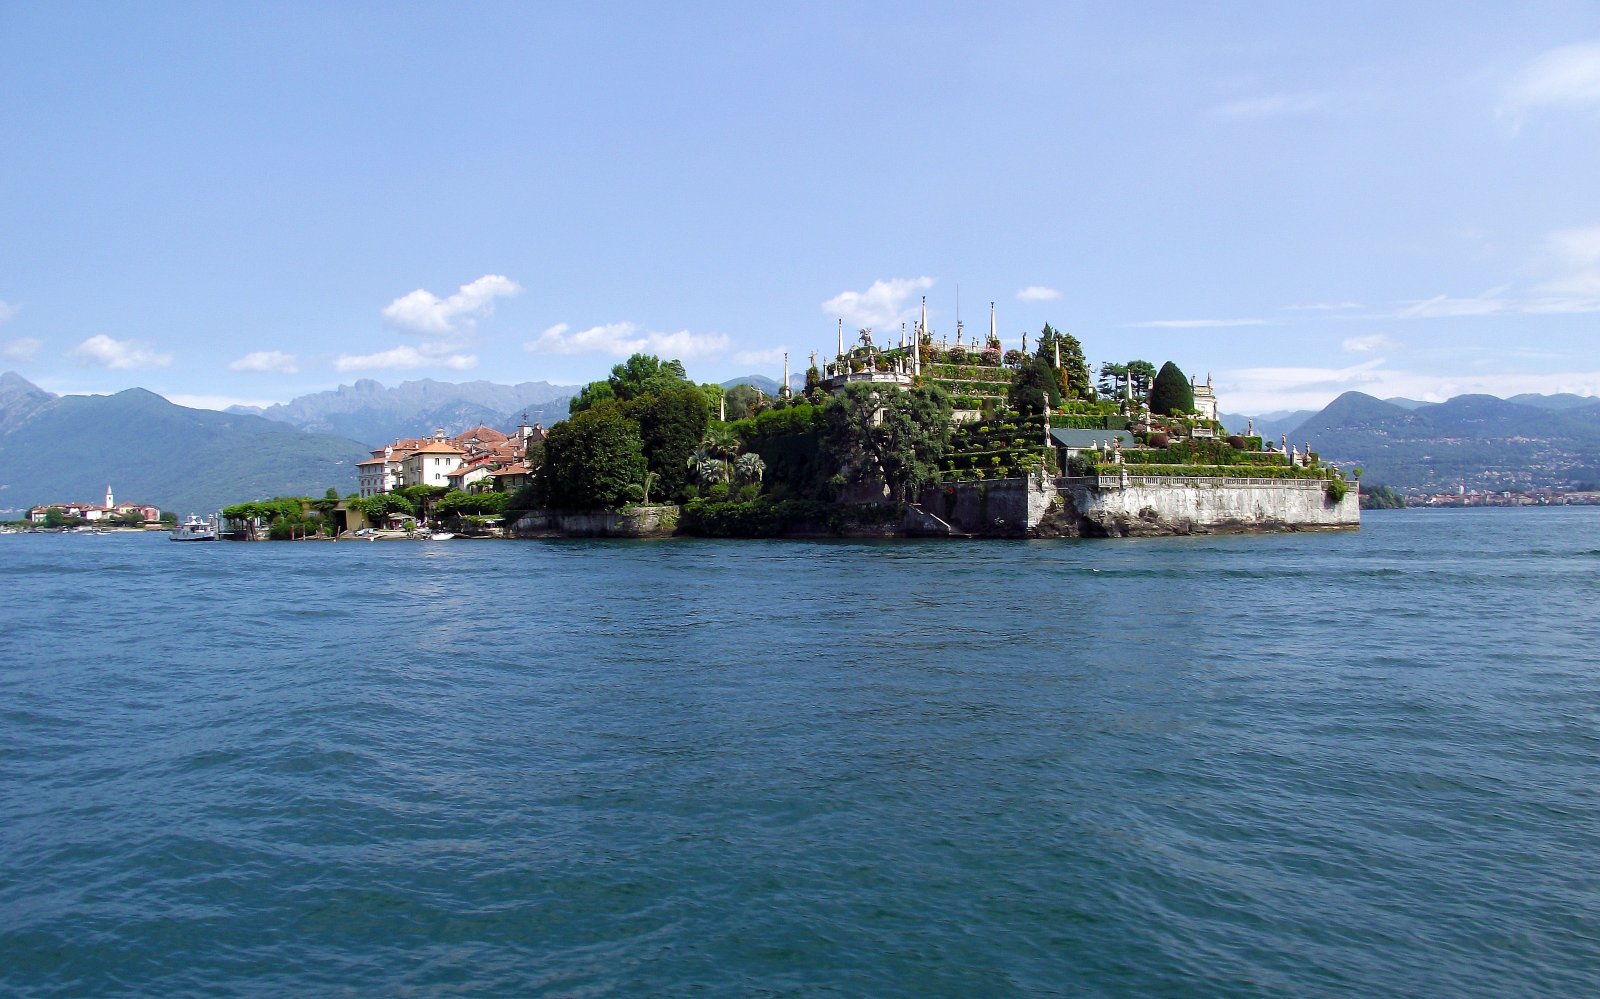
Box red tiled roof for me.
[452,425,509,444]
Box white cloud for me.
[229,350,299,374]
[733,346,789,368]
[1342,334,1398,354]
[525,321,730,359]
[1506,42,1600,111]
[1016,286,1061,302]
[1388,259,1600,318]
[70,334,172,369]
[1211,93,1325,120]
[334,345,477,372]
[1538,224,1600,297]
[1521,297,1600,315]
[1127,318,1272,329]
[1394,292,1509,318]
[2,337,42,362]
[0,299,18,326]
[381,274,520,336]
[822,276,935,330]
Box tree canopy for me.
[1149,361,1195,416]
[1036,324,1093,401]
[536,403,647,509]
[352,492,416,519]
[568,380,616,415]
[1009,356,1062,417]
[608,353,688,402]
[723,383,762,420]
[822,382,952,501]
[629,382,709,501]
[1097,359,1156,402]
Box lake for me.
[2,509,1597,996]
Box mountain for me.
[1295,391,1600,492]
[0,370,57,433]
[0,376,369,515]
[229,377,578,447]
[1295,392,1423,438]
[722,375,783,394]
[1507,392,1600,412]
[1219,409,1315,442]
[1383,397,1430,410]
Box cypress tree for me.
[1149,361,1195,416]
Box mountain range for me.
[1,373,369,516]
[1234,392,1600,492]
[228,377,580,448]
[227,375,807,446]
[7,367,1599,514]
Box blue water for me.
[2,510,1597,997]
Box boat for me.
[429,532,455,540]
[171,514,218,542]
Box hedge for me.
[1082,463,1331,480]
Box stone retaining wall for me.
[917,474,1358,537]
[509,504,679,538]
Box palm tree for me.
[696,457,727,485]
[702,427,739,461]
[735,452,766,487]
[687,428,741,486]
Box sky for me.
[2,1,1599,415]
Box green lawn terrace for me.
[815,323,1019,418]
[810,322,1350,487]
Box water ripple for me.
[2,512,1598,997]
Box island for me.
[220,311,1358,540]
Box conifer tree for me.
[1149,361,1196,416]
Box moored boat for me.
[171,514,218,542]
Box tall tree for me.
[1149,361,1195,416]
[823,383,952,501]
[608,353,687,402]
[1126,360,1157,402]
[536,403,647,509]
[724,383,762,420]
[568,379,616,414]
[1009,356,1062,416]
[1036,324,1093,400]
[629,382,709,499]
[1096,361,1127,399]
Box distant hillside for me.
[0,376,369,515]
[231,377,578,447]
[1219,409,1315,443]
[722,374,783,394]
[1507,392,1600,412]
[1295,391,1600,492]
[0,370,57,433]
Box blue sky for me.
[2,2,1599,414]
